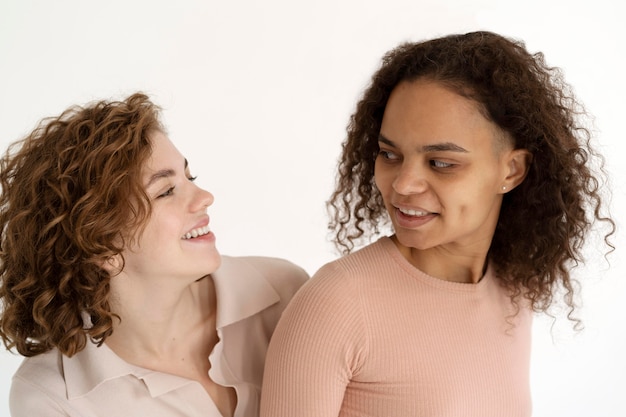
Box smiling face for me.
[117,131,221,284]
[375,79,529,264]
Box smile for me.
[182,225,211,239]
[398,208,430,217]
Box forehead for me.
[381,80,506,151]
[144,131,183,169]
[141,131,187,189]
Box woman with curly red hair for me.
[0,93,308,417]
[261,31,614,416]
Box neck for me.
[392,235,489,283]
[105,275,218,362]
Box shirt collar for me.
[63,340,194,399]
[211,255,280,329]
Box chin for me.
[189,254,222,279]
[394,232,437,251]
[206,252,222,273]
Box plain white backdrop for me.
[1,1,624,416]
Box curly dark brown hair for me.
[0,92,163,357]
[328,31,614,316]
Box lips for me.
[395,203,437,216]
[182,224,211,240]
[398,207,430,217]
[393,205,438,229]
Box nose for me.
[191,183,214,211]
[392,162,429,195]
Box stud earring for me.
[502,186,507,191]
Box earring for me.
[501,186,507,191]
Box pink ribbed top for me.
[261,236,532,417]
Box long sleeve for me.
[260,262,368,417]
[259,237,532,417]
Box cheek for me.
[374,175,383,194]
[445,181,491,211]
[374,174,393,208]
[374,163,392,194]
[133,214,171,250]
[373,172,384,196]
[448,183,501,221]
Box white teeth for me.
[182,225,211,239]
[399,208,429,217]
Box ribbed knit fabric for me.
[260,236,532,417]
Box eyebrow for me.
[378,134,469,153]
[145,158,189,187]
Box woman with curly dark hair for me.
[261,31,614,417]
[0,93,308,417]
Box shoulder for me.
[11,349,64,391]
[305,238,391,290]
[264,253,371,368]
[221,255,309,299]
[320,237,391,273]
[284,238,399,315]
[212,255,309,333]
[10,350,69,416]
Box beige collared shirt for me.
[9,256,308,417]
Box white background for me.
[1,1,624,416]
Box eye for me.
[157,186,175,198]
[378,150,400,161]
[430,160,454,169]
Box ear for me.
[501,149,532,193]
[100,254,123,276]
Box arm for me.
[260,262,367,417]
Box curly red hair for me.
[327,31,614,317]
[0,93,162,357]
